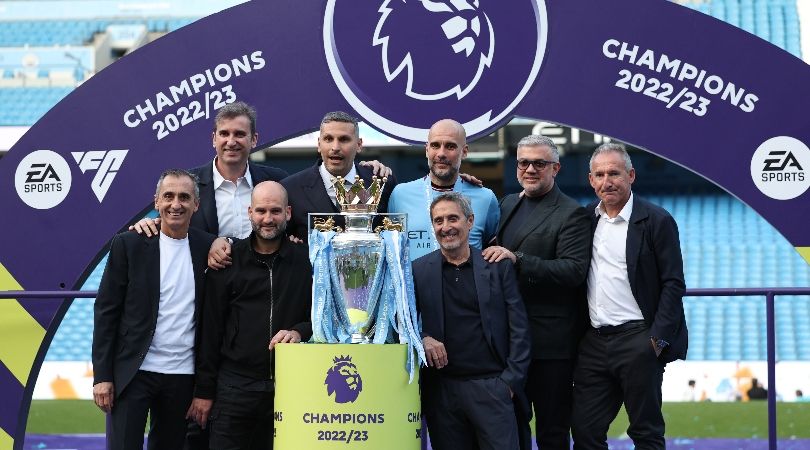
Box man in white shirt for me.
[92,169,216,450]
[571,144,687,450]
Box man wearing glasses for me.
[483,135,591,449]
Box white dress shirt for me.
[140,232,196,374]
[319,163,357,207]
[586,192,644,327]
[213,159,253,239]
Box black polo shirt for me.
[441,254,502,379]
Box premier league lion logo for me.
[373,0,495,100]
[325,355,363,403]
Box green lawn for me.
[26,400,810,438]
[607,402,810,438]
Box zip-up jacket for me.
[195,234,312,399]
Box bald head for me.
[252,181,288,207]
[249,181,290,244]
[428,119,466,144]
[425,119,468,186]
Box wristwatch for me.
[651,336,669,350]
[513,251,524,269]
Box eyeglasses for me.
[517,159,556,171]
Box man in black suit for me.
[281,111,397,241]
[571,144,687,450]
[92,169,216,450]
[413,192,530,450]
[483,135,591,449]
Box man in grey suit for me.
[483,135,591,449]
[92,169,216,450]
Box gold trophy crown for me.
[333,175,387,213]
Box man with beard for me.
[483,135,591,449]
[412,192,530,450]
[187,181,312,450]
[388,119,499,260]
[282,111,397,241]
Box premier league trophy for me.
[308,176,425,379]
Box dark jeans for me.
[208,373,274,450]
[109,370,194,450]
[571,323,665,450]
[423,376,519,450]
[526,359,574,450]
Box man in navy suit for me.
[189,101,288,238]
[281,111,397,241]
[571,144,687,450]
[92,169,216,450]
[133,102,288,240]
[413,192,530,450]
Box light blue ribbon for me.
[309,228,427,382]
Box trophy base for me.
[351,333,371,344]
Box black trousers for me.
[208,380,274,450]
[571,323,665,450]
[525,359,574,450]
[423,377,519,450]
[109,370,194,450]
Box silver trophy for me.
[310,176,405,343]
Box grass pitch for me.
[26,400,810,438]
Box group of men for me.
[92,101,687,450]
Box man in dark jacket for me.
[92,169,216,450]
[413,192,530,450]
[483,135,591,449]
[186,181,312,450]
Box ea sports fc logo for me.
[325,355,363,404]
[15,150,72,209]
[324,0,548,143]
[750,136,810,200]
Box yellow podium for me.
[274,343,421,449]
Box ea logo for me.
[750,136,810,200]
[15,150,72,209]
[324,0,547,143]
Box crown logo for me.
[333,175,387,213]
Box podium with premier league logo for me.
[274,176,426,449]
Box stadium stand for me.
[675,0,802,58]
[0,87,72,125]
[0,18,196,47]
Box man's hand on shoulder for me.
[186,397,214,428]
[459,172,483,187]
[422,336,448,369]
[208,237,233,270]
[482,245,516,264]
[92,381,114,413]
[358,160,392,179]
[128,217,160,237]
